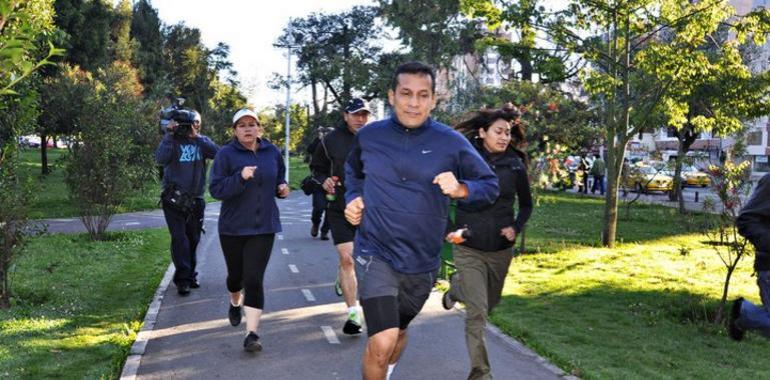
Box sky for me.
[152,0,377,108]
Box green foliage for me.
[0,229,169,378]
[64,61,155,240]
[109,0,136,62]
[261,103,310,152]
[130,0,167,92]
[52,0,113,72]
[205,80,248,145]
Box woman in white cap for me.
[209,108,290,352]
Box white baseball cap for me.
[232,108,259,126]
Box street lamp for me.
[273,25,303,183]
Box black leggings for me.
[219,234,275,309]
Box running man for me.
[310,98,372,335]
[344,62,499,380]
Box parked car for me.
[622,164,673,193]
[681,165,711,187]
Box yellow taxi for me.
[622,164,673,193]
[681,165,711,187]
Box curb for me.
[119,263,175,380]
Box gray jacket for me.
[737,173,770,271]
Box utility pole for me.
[283,44,292,183]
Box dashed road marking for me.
[124,222,140,226]
[289,264,299,273]
[321,326,340,344]
[301,289,316,302]
[278,235,284,240]
[281,248,289,255]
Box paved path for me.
[71,192,570,380]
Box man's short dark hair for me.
[390,61,436,94]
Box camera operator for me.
[155,111,219,296]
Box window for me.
[756,156,770,172]
[747,131,763,146]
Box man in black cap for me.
[310,98,371,335]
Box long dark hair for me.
[455,104,527,166]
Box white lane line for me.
[301,289,316,302]
[124,222,140,226]
[281,248,289,255]
[289,264,299,273]
[278,235,284,240]
[321,326,340,344]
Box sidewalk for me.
[113,193,575,379]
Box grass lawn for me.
[19,149,311,219]
[488,192,770,378]
[0,229,169,379]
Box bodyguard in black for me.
[310,98,371,335]
[155,112,218,296]
[306,127,330,239]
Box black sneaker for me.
[243,332,262,352]
[190,278,200,289]
[320,231,330,241]
[442,291,456,310]
[728,297,745,341]
[177,283,191,296]
[228,304,242,327]
[311,224,319,237]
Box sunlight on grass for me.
[487,193,770,378]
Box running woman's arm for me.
[209,153,247,200]
[513,168,533,233]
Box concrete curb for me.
[451,304,579,379]
[119,263,175,380]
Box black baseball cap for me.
[345,98,371,114]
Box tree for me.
[461,0,579,82]
[0,0,59,309]
[109,0,136,62]
[53,0,113,72]
[378,0,479,69]
[540,0,770,247]
[130,0,168,93]
[64,62,155,240]
[276,6,382,131]
[639,24,770,212]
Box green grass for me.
[488,192,770,378]
[0,229,170,379]
[289,155,310,190]
[19,149,163,219]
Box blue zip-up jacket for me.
[209,138,286,236]
[155,134,219,198]
[345,116,499,274]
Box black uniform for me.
[306,137,329,236]
[310,125,357,244]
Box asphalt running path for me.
[42,192,567,379]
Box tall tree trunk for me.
[519,57,533,82]
[670,127,697,213]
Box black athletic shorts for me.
[327,208,356,245]
[355,254,435,337]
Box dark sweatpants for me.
[219,234,275,309]
[311,190,330,234]
[161,198,204,287]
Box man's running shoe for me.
[334,276,343,296]
[342,309,362,335]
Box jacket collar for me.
[390,115,432,134]
[231,137,270,152]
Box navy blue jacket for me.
[155,134,219,198]
[345,116,499,274]
[209,138,286,236]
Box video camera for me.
[159,97,197,138]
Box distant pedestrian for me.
[590,153,606,195]
[209,109,289,352]
[577,154,589,194]
[310,98,372,335]
[306,127,331,240]
[443,105,533,380]
[730,173,770,341]
[344,62,499,379]
[155,110,218,296]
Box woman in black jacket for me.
[443,105,533,380]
